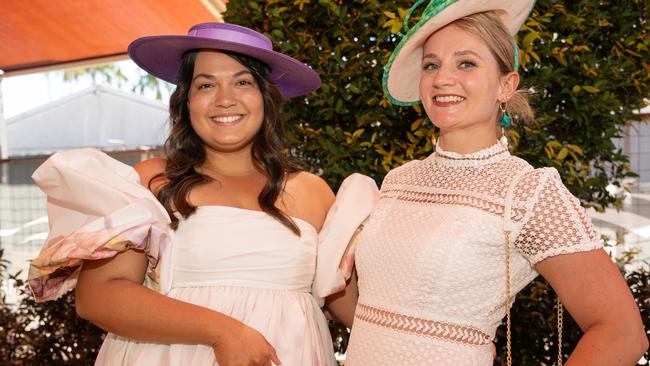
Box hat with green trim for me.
[383,0,535,106]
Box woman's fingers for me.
[268,343,281,365]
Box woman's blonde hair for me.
[452,12,534,124]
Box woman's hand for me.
[212,319,281,366]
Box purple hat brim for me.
[128,35,321,99]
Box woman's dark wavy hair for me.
[151,49,301,234]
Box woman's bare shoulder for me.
[288,171,335,204]
[134,157,167,190]
[284,171,335,231]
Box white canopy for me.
[7,84,169,157]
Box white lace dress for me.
[345,142,602,365]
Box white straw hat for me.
[383,0,536,106]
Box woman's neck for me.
[199,147,261,178]
[437,122,499,155]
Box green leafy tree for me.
[0,249,103,365]
[515,1,649,211]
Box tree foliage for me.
[515,0,649,211]
[0,250,103,365]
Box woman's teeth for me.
[435,96,465,103]
[210,115,243,123]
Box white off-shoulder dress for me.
[28,148,378,366]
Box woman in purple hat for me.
[326,1,647,365]
[27,23,378,365]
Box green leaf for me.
[522,31,539,47]
[410,118,422,131]
[582,85,600,93]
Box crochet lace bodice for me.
[345,142,602,366]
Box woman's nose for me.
[213,87,237,108]
[431,64,455,88]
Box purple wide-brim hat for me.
[128,22,321,99]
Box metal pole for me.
[0,69,7,161]
[0,70,4,258]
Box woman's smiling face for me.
[188,50,265,154]
[419,23,505,132]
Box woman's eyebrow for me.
[454,50,482,59]
[192,70,252,82]
[422,50,483,60]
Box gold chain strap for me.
[557,297,564,366]
[505,231,512,366]
[505,230,564,366]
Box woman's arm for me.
[76,249,280,365]
[324,269,359,328]
[537,249,648,366]
[76,249,234,344]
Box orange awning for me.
[0,0,227,76]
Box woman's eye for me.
[423,62,439,71]
[459,60,477,69]
[198,83,213,90]
[236,79,253,86]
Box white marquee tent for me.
[7,84,169,157]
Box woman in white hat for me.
[327,1,648,365]
[28,22,378,366]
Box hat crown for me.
[128,21,321,97]
[403,0,452,34]
[187,22,273,51]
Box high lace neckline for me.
[429,141,510,168]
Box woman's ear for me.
[498,72,520,101]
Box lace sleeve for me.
[513,168,602,264]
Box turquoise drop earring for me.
[500,102,512,129]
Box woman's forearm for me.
[324,292,356,329]
[76,278,236,346]
[324,270,359,328]
[566,323,648,366]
